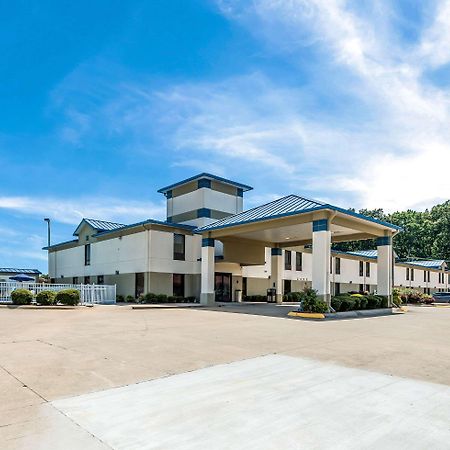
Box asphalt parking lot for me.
[1,305,449,449]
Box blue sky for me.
[1,0,450,272]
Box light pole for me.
[44,218,51,247]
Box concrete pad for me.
[0,403,109,450]
[53,354,450,450]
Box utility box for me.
[235,289,242,303]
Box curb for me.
[288,308,400,320]
[0,304,79,309]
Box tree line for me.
[333,200,450,261]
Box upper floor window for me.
[284,250,292,271]
[173,234,185,261]
[411,268,414,281]
[423,271,427,282]
[366,262,370,277]
[84,244,91,266]
[406,267,409,281]
[296,252,303,271]
[335,257,341,275]
[428,271,431,282]
[359,261,364,277]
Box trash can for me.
[267,288,276,303]
[235,289,242,303]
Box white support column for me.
[377,235,393,305]
[270,248,284,304]
[200,238,215,305]
[312,219,331,304]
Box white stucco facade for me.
[46,173,449,300]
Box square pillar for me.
[312,219,331,304]
[201,238,215,305]
[377,236,393,305]
[271,248,283,304]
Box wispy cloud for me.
[0,196,165,225]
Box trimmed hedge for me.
[126,295,135,303]
[243,295,267,302]
[11,289,33,305]
[140,293,198,304]
[116,294,125,302]
[331,293,388,312]
[36,290,56,306]
[56,289,80,306]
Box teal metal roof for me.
[404,260,446,269]
[0,268,41,274]
[93,218,196,237]
[346,249,378,259]
[157,172,253,193]
[73,218,126,236]
[195,194,402,233]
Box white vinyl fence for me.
[0,282,116,305]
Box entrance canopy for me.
[195,195,401,305]
[195,195,400,305]
[196,194,400,249]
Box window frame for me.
[335,257,341,275]
[173,233,186,261]
[284,250,292,271]
[173,273,185,297]
[296,252,303,271]
[359,261,364,277]
[84,243,91,266]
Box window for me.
[283,279,292,294]
[428,271,431,282]
[411,268,414,281]
[173,234,185,261]
[135,272,145,298]
[406,267,409,281]
[423,271,427,282]
[359,261,364,277]
[84,244,91,266]
[173,274,185,297]
[296,252,303,271]
[335,257,341,275]
[97,275,104,285]
[330,257,333,274]
[335,282,341,295]
[366,262,370,277]
[84,276,90,284]
[284,250,292,271]
[359,283,364,293]
[72,277,79,284]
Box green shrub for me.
[126,295,135,303]
[331,297,342,312]
[36,290,56,305]
[284,292,302,302]
[339,297,355,311]
[143,293,157,304]
[359,297,368,309]
[56,289,80,306]
[185,296,197,303]
[156,294,168,303]
[11,289,33,305]
[116,294,125,302]
[299,287,329,313]
[379,296,389,308]
[366,295,380,309]
[244,295,267,302]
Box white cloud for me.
[208,0,450,211]
[0,196,165,225]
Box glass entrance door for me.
[215,273,232,302]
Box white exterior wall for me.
[49,231,449,299]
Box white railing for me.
[0,282,116,305]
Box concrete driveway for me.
[1,305,449,449]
